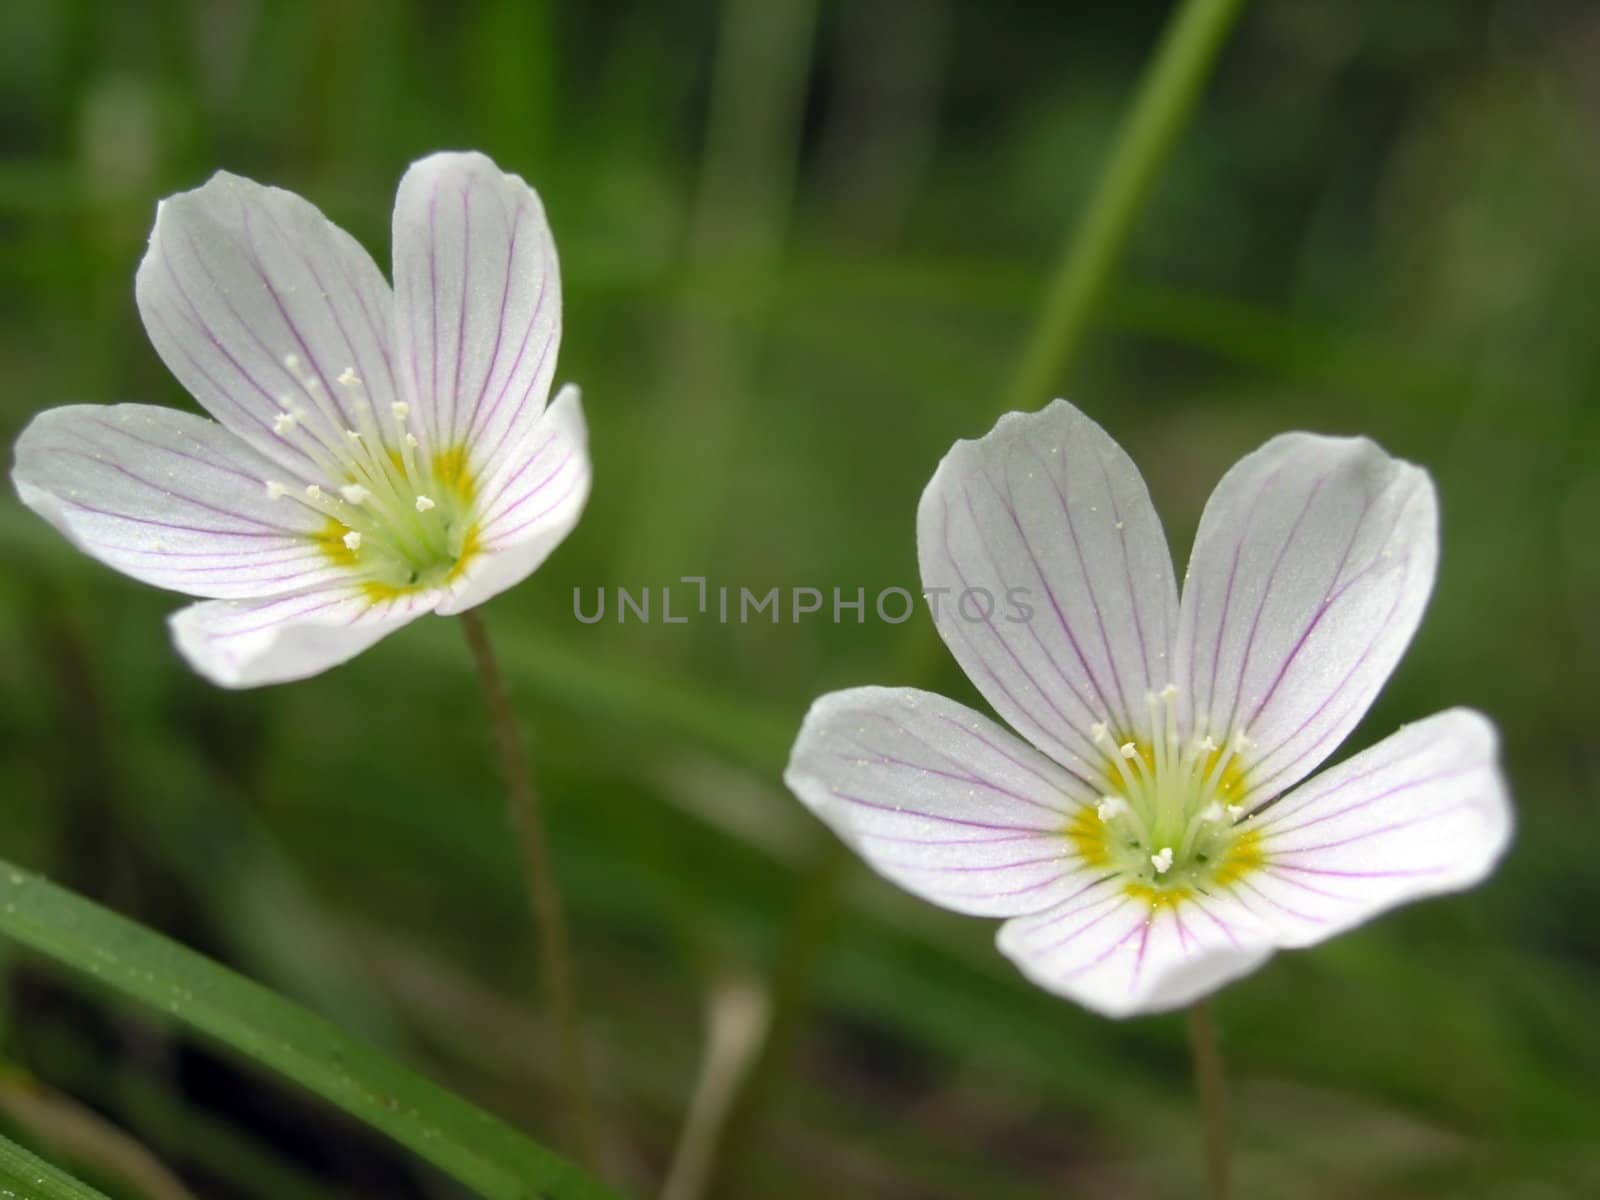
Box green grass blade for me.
[0,1130,110,1200]
[0,861,620,1200]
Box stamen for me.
[1151,847,1174,874]
[274,353,362,471]
[271,362,472,585]
[384,398,424,492]
[1096,797,1128,823]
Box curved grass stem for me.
[1005,0,1248,410]
[460,609,601,1169]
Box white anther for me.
[342,530,362,551]
[405,433,419,448]
[1225,804,1245,822]
[1232,730,1252,753]
[273,410,298,434]
[345,429,362,442]
[336,367,361,387]
[391,402,410,419]
[1090,722,1109,744]
[1119,741,1139,760]
[1200,802,1224,824]
[264,481,286,500]
[340,484,369,505]
[1197,735,1218,753]
[1159,683,1179,701]
[305,484,325,501]
[414,495,436,512]
[1096,796,1128,823]
[1151,847,1175,875]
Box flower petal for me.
[785,686,1103,918]
[13,404,350,599]
[997,884,1272,1019]
[1229,709,1512,948]
[917,400,1179,775]
[169,586,434,688]
[135,171,400,480]
[390,151,561,471]
[1175,433,1438,804]
[434,384,590,615]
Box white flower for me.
[785,401,1512,1018]
[12,152,589,688]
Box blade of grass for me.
[0,860,620,1200]
[0,1070,196,1200]
[1006,0,1249,408]
[0,1128,110,1200]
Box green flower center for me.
[1066,688,1263,893]
[263,361,482,599]
[308,444,481,599]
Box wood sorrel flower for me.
[786,401,1512,1018]
[13,152,588,687]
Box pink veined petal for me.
[916,400,1180,777]
[135,171,400,481]
[390,151,561,471]
[435,384,590,615]
[12,404,352,600]
[997,881,1272,1019]
[169,585,436,689]
[1174,433,1438,807]
[784,686,1104,919]
[1231,708,1512,949]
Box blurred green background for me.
[2,0,1599,1197]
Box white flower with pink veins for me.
[13,152,589,687]
[786,401,1513,1018]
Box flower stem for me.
[459,609,600,1168]
[1004,0,1248,411]
[1186,999,1231,1200]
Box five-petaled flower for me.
[785,401,1512,1018]
[12,151,588,687]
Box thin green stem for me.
[1187,1000,1231,1200]
[1005,0,1248,410]
[459,609,601,1169]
